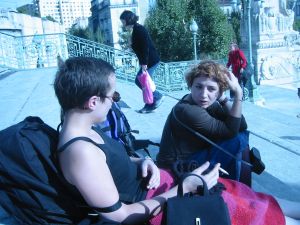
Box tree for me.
[68,26,104,43]
[44,16,57,22]
[91,28,105,43]
[17,5,40,17]
[293,18,300,32]
[230,11,241,45]
[145,1,193,62]
[187,0,234,59]
[118,27,132,51]
[145,0,235,61]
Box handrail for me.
[0,32,225,92]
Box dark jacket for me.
[157,94,247,168]
[131,23,160,67]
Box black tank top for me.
[57,128,147,203]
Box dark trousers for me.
[188,130,249,181]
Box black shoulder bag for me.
[164,173,231,225]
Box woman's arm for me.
[103,161,220,224]
[180,99,242,140]
[60,142,220,224]
[223,71,243,118]
[130,156,160,189]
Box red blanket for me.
[146,170,285,225]
[221,178,285,225]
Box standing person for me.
[226,43,247,98]
[120,10,163,113]
[54,57,300,225]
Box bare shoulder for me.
[58,138,119,207]
[59,138,108,183]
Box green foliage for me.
[92,28,105,43]
[44,16,57,22]
[187,0,234,59]
[145,3,193,62]
[118,28,132,51]
[293,19,300,32]
[68,26,104,43]
[230,11,241,45]
[17,5,40,17]
[145,0,234,62]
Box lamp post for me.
[189,19,198,61]
[245,0,260,103]
[32,33,44,68]
[243,0,265,104]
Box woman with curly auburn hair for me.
[157,60,249,183]
[185,60,229,93]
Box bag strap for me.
[112,103,139,137]
[177,173,208,197]
[171,108,252,168]
[111,103,124,138]
[169,95,189,161]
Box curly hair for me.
[185,60,229,94]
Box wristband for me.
[218,97,228,106]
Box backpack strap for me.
[111,103,124,138]
[57,137,99,153]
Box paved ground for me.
[0,67,300,222]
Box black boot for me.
[250,147,265,175]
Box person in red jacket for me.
[226,43,247,98]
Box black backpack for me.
[96,102,159,158]
[0,116,94,224]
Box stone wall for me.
[240,0,300,84]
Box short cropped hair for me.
[120,10,139,25]
[185,60,229,94]
[54,57,115,111]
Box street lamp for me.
[32,33,44,68]
[245,0,260,103]
[189,19,198,61]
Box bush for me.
[145,0,235,62]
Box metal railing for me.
[0,32,225,92]
[0,32,68,69]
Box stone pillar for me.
[240,0,300,104]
